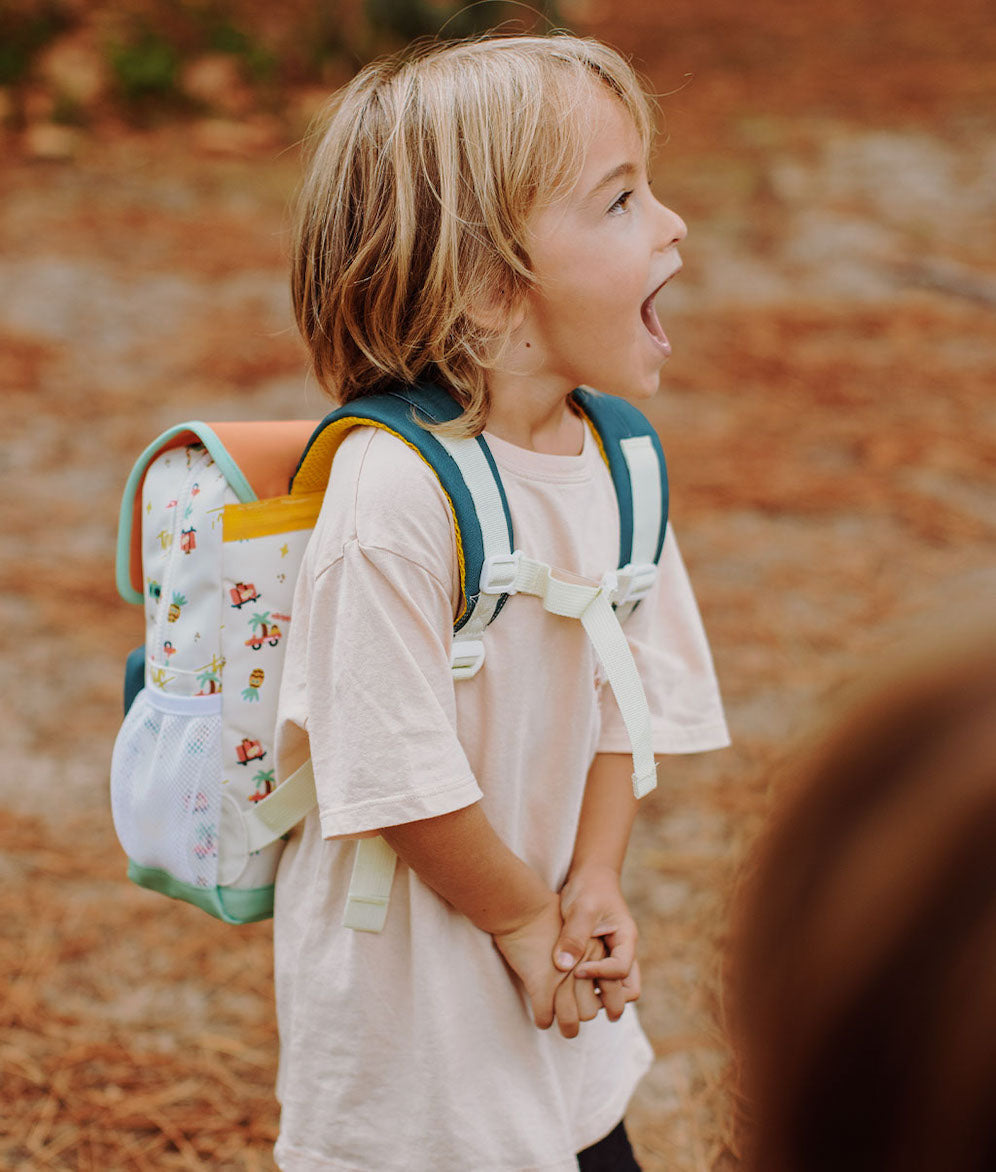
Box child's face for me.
[515,88,686,402]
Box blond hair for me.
[291,34,655,434]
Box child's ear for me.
[465,280,525,334]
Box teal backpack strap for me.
[291,381,515,678]
[571,387,669,618]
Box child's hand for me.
[554,863,641,1020]
[555,934,608,1031]
[492,893,573,1034]
[492,895,596,1039]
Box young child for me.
[274,33,729,1171]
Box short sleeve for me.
[291,425,485,838]
[305,539,483,837]
[598,527,731,755]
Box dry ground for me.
[2,1,995,1168]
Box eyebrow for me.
[586,161,639,200]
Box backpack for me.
[110,383,668,931]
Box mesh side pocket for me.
[111,689,223,890]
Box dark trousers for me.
[576,1120,642,1171]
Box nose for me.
[657,201,687,249]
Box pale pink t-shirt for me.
[272,420,729,1172]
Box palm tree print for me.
[248,611,272,635]
[249,769,276,803]
[196,666,222,695]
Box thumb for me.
[553,904,596,972]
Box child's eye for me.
[608,190,633,215]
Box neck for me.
[485,369,584,455]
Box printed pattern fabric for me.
[116,443,313,893]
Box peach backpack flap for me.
[110,383,668,929]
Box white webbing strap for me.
[243,761,398,932]
[436,433,512,651]
[580,589,658,797]
[342,836,399,932]
[242,758,318,854]
[617,434,664,624]
[621,435,663,566]
[491,556,658,798]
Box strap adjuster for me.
[614,562,657,605]
[451,639,486,679]
[479,551,521,595]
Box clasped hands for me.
[493,863,641,1038]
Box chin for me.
[621,369,665,400]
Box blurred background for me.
[1,0,994,1168]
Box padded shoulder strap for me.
[571,387,669,570]
[291,383,514,634]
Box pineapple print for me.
[242,667,265,702]
[167,591,188,622]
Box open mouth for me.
[641,265,681,356]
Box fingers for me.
[553,975,581,1039]
[554,895,614,971]
[554,919,594,972]
[574,954,630,981]
[599,960,641,1020]
[538,956,637,1036]
[575,925,636,981]
[574,975,602,1024]
[597,976,627,1021]
[622,958,641,1002]
[529,903,641,1034]
[529,989,556,1031]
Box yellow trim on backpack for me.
[290,416,469,626]
[572,404,610,470]
[223,493,324,542]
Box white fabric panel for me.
[144,688,223,716]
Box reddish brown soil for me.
[2,2,994,1168]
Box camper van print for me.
[245,611,286,650]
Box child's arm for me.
[553,752,643,1019]
[381,803,585,1036]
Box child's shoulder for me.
[315,424,455,573]
[333,424,450,508]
